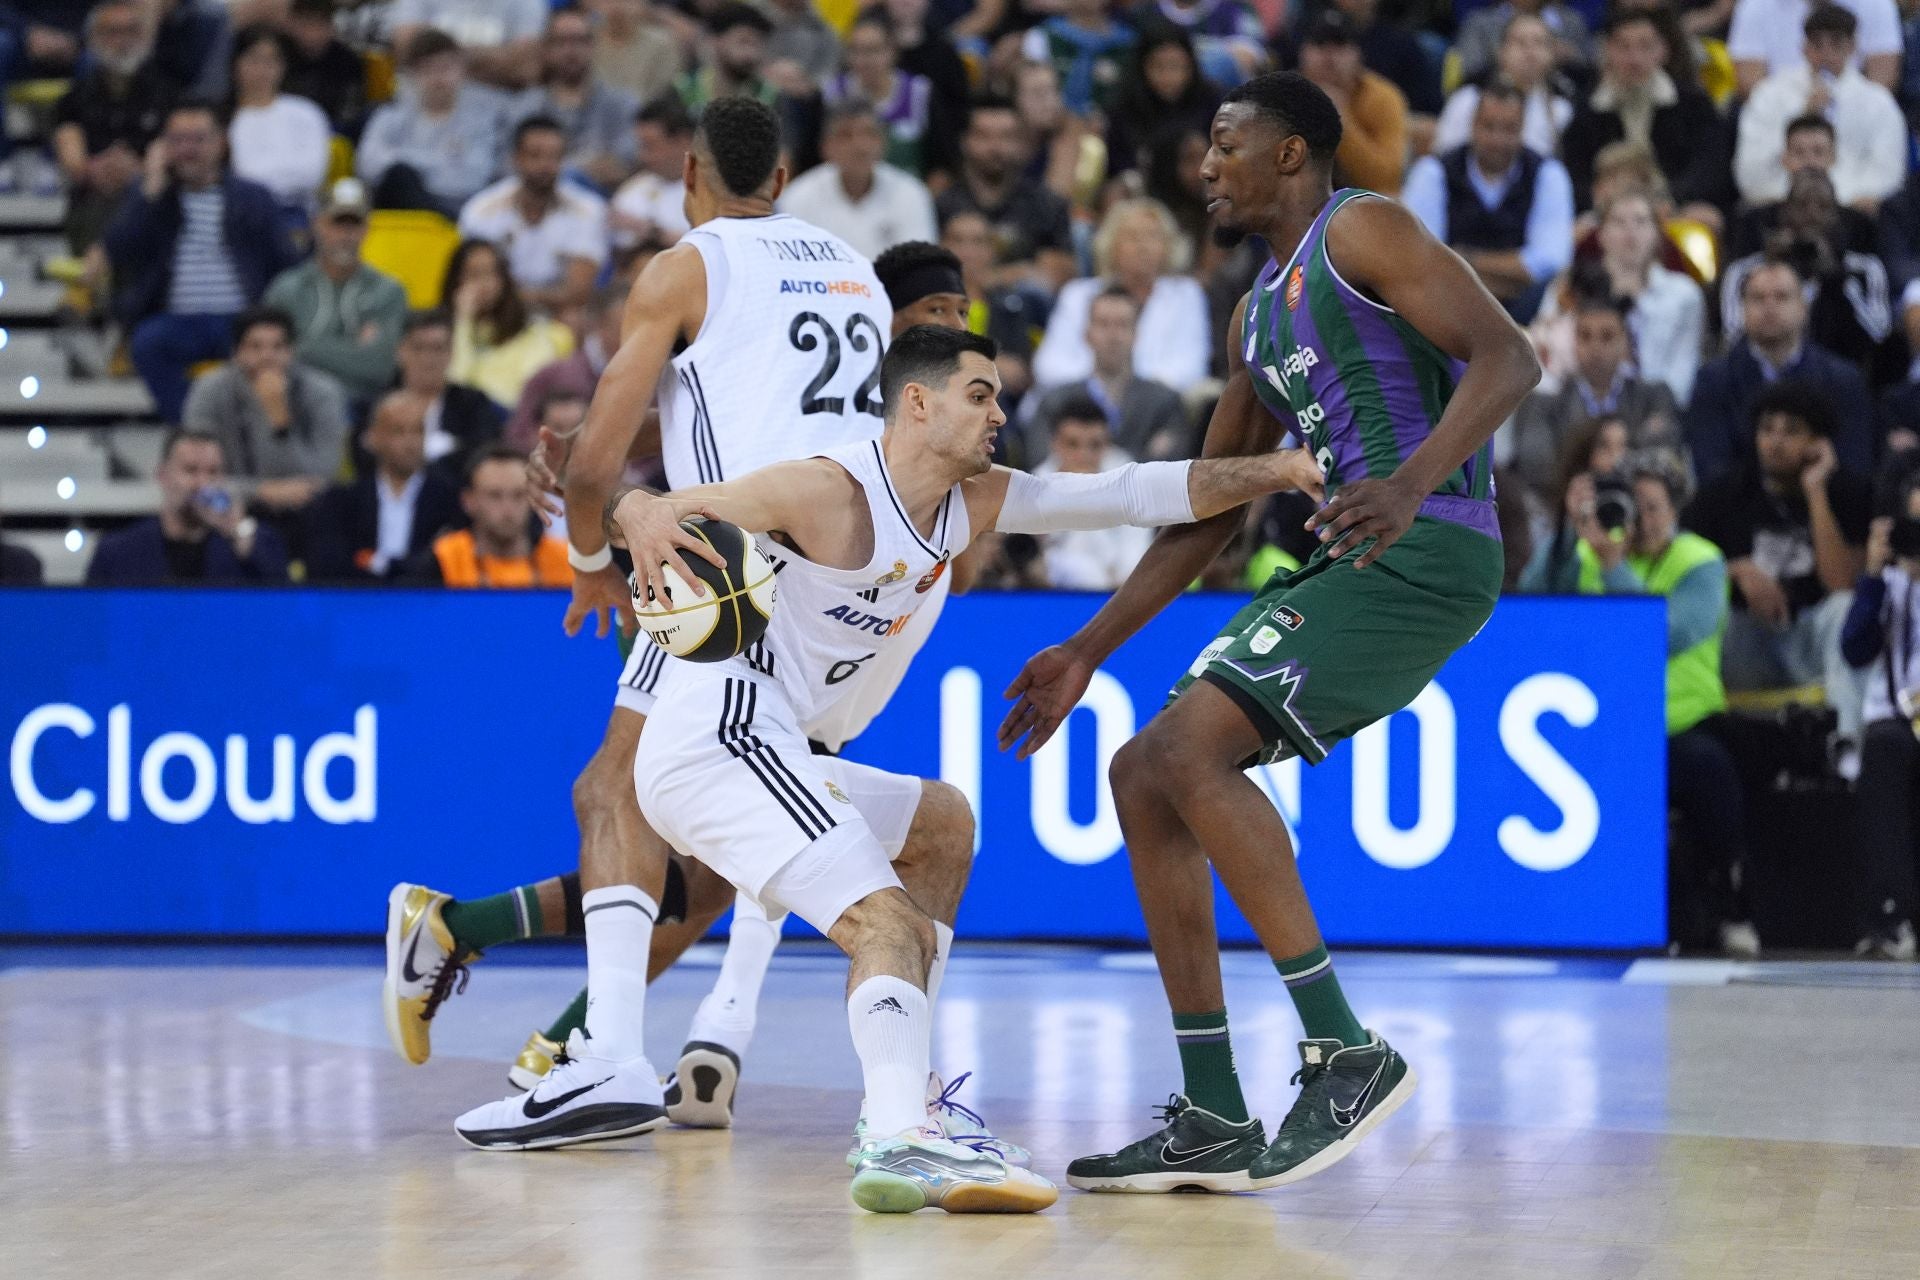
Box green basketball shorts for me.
[1170,517,1503,766]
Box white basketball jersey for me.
[656,213,893,490]
[741,441,969,728]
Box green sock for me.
[1171,1009,1250,1123]
[440,885,543,953]
[544,986,590,1045]
[1275,943,1367,1047]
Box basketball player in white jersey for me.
[379,241,996,1142]
[450,326,1322,1210]
[386,101,1003,1150]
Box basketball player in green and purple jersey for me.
[998,71,1542,1193]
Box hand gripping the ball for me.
[610,490,729,609]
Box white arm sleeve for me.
[994,461,1196,534]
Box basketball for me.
[632,516,777,662]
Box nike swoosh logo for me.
[1330,1059,1388,1128]
[400,926,430,984]
[522,1076,614,1119]
[1161,1137,1237,1165]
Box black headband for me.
[885,262,967,310]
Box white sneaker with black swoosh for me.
[454,1031,668,1151]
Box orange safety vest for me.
[431,529,574,588]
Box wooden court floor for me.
[5,945,1919,1279]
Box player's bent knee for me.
[916,780,976,863]
[831,888,936,966]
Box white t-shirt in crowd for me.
[229,95,333,210]
[609,171,689,250]
[775,162,939,263]
[1727,0,1902,75]
[457,177,609,289]
[1032,275,1213,393]
[390,0,547,47]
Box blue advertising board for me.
[1,590,1667,947]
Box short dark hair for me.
[636,93,693,134]
[1219,72,1343,167]
[825,96,882,132]
[403,308,453,337]
[288,0,334,19]
[1785,113,1836,143]
[1571,290,1632,325]
[513,114,565,151]
[160,428,223,466]
[1752,378,1835,438]
[966,92,1019,127]
[880,325,998,421]
[873,240,965,307]
[706,2,772,37]
[403,27,460,66]
[466,443,530,487]
[696,96,782,197]
[1741,254,1807,297]
[1050,392,1110,430]
[166,97,226,130]
[230,24,295,82]
[1477,78,1528,113]
[1805,3,1858,39]
[231,305,294,347]
[1601,7,1662,40]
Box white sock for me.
[847,975,931,1140]
[687,897,784,1056]
[582,885,657,1062]
[926,921,954,1011]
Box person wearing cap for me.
[264,178,411,404]
[1294,10,1408,196]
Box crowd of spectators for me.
[5,0,1920,959]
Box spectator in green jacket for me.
[263,178,409,405]
[1554,453,1759,955]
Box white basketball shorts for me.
[633,664,922,932]
[614,635,670,716]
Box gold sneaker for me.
[507,1030,562,1092]
[381,883,474,1065]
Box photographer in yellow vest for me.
[1572,452,1760,954]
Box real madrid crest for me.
[915,551,951,593]
[1285,265,1304,310]
[874,559,908,585]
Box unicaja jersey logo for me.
[9,703,379,825]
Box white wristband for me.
[567,542,613,572]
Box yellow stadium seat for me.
[325,136,355,187]
[7,77,69,108]
[361,209,460,310]
[1441,50,1462,96]
[817,0,861,35]
[1666,217,1719,284]
[1699,38,1737,109]
[364,49,395,105]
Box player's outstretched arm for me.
[964,447,1322,536]
[997,295,1290,760]
[560,244,707,638]
[1304,197,1541,568]
[605,460,854,606]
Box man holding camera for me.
[1840,479,1920,960]
[1688,379,1871,767]
[84,429,290,585]
[1567,454,1758,953]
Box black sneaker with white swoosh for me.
[454,1030,668,1151]
[1065,1095,1266,1192]
[1247,1032,1416,1188]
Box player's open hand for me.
[612,491,728,610]
[564,562,637,639]
[528,426,568,526]
[999,645,1096,760]
[1305,476,1421,569]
